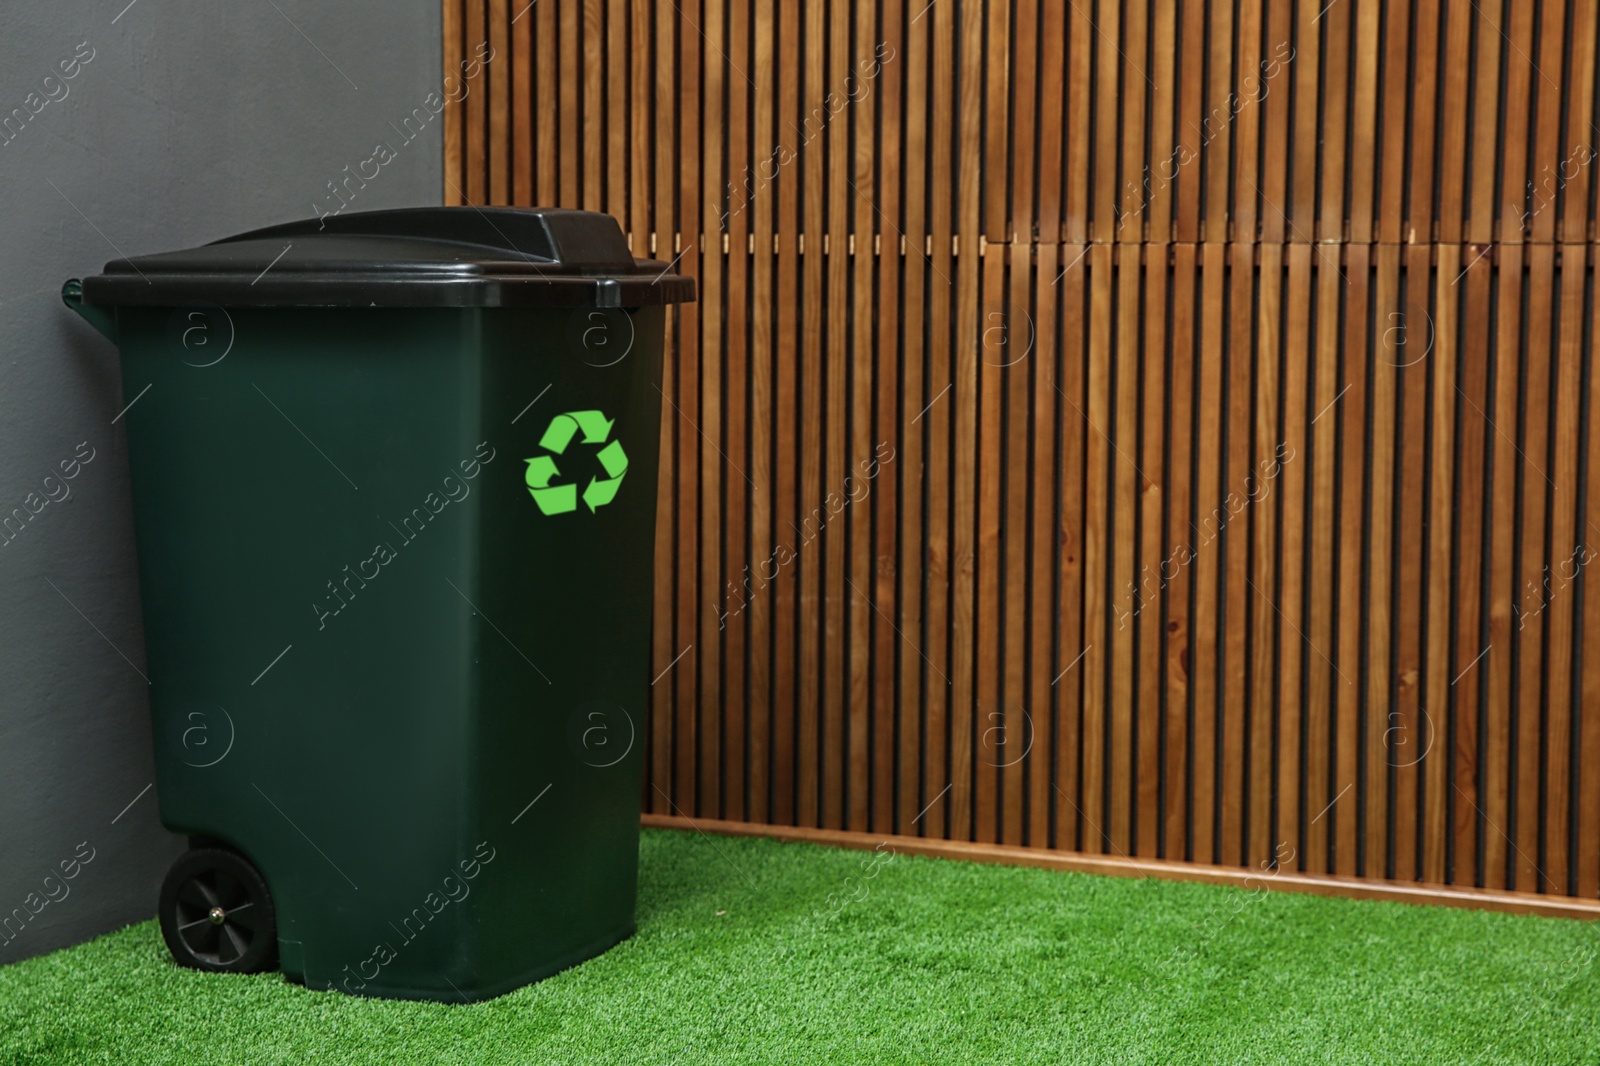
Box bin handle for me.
[61,279,118,344]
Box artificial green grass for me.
[2,829,1596,1065]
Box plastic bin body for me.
[68,209,689,1000]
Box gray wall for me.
[0,1,442,963]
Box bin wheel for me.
[158,848,278,974]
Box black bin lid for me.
[77,207,695,309]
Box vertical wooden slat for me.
[1063,0,1091,243]
[949,0,984,841]
[1221,249,1251,866]
[1137,252,1167,857]
[626,0,648,246]
[897,0,930,838]
[1175,0,1204,242]
[923,0,955,841]
[1191,244,1225,865]
[559,0,580,205]
[1467,0,1504,245]
[871,0,902,837]
[983,0,1011,242]
[1011,0,1036,243]
[1081,244,1113,851]
[537,0,559,203]
[1056,244,1088,853]
[1256,1,1292,243]
[1392,244,1431,882]
[1109,250,1139,854]
[1249,244,1282,871]
[1434,3,1471,243]
[1118,0,1148,243]
[1422,246,1459,886]
[1145,0,1176,244]
[1407,0,1440,241]
[721,0,751,825]
[1201,0,1230,239]
[487,0,509,204]
[1289,0,1319,234]
[1528,0,1569,246]
[1543,252,1585,894]
[1036,0,1065,244]
[985,244,1024,845]
[644,0,672,816]
[1366,244,1400,877]
[1580,256,1600,899]
[1318,0,1350,244]
[1044,11,1081,842]
[747,0,776,825]
[1306,252,1342,874]
[1514,246,1556,891]
[1376,0,1409,245]
[1561,4,1597,244]
[1451,250,1492,887]
[801,0,831,831]
[1335,245,1370,877]
[678,0,705,796]
[1230,0,1264,244]
[1166,244,1196,859]
[921,4,953,832]
[854,0,884,837]
[1001,256,1031,846]
[1277,244,1312,873]
[1347,0,1380,243]
[465,0,488,204]
[604,0,626,216]
[652,0,691,815]
[1030,240,1060,850]
[1089,0,1120,244]
[443,0,464,204]
[1498,0,1535,244]
[512,0,533,205]
[772,0,800,826]
[1004,0,1038,848]
[583,0,605,210]
[1116,15,1148,831]
[1484,244,1521,889]
[690,0,718,820]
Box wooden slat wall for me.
[447,0,1600,903]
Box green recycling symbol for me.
[525,410,628,515]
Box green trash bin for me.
[62,207,694,1001]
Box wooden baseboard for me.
[640,814,1600,921]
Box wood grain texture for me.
[1137,253,1167,856]
[1484,244,1521,889]
[447,0,1600,909]
[1277,244,1311,874]
[1516,247,1556,891]
[1057,242,1087,852]
[536,0,557,211]
[1192,244,1225,865]
[463,0,487,205]
[1250,243,1282,871]
[1581,259,1600,900]
[1166,244,1196,859]
[1335,244,1370,877]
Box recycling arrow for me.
[524,454,576,515]
[596,439,627,478]
[526,410,627,516]
[526,456,560,486]
[539,410,615,454]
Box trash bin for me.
[62,207,694,1001]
